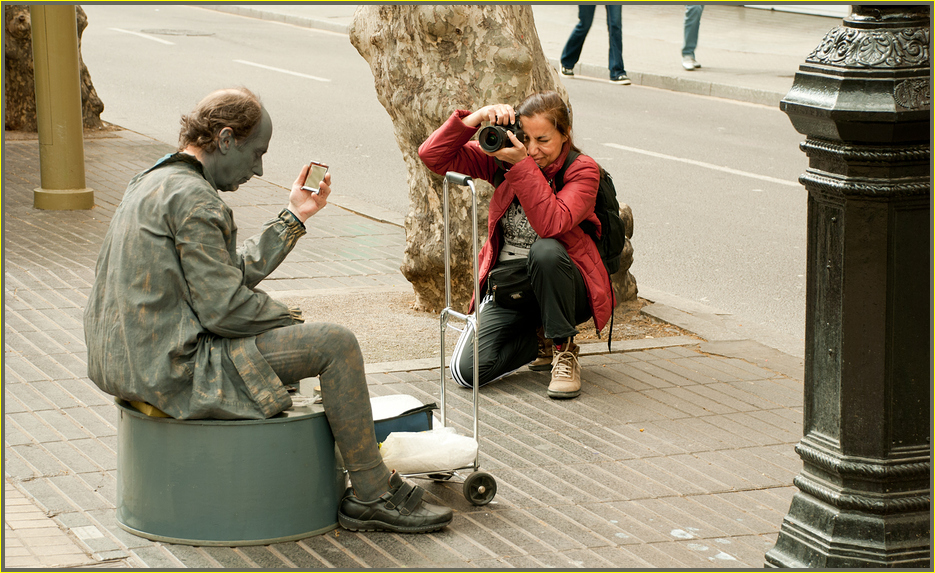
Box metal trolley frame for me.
[402,171,497,506]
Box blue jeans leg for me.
[561,5,596,69]
[606,5,625,77]
[683,5,704,57]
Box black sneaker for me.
[561,66,574,76]
[611,74,631,85]
[338,471,453,533]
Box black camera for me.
[478,122,525,153]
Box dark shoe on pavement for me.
[339,471,453,533]
[561,66,574,76]
[610,74,631,85]
[528,327,554,371]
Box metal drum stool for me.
[115,398,346,546]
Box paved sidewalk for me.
[3,5,832,567]
[206,3,842,107]
[4,129,805,568]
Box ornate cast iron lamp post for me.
[766,5,931,568]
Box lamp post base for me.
[33,187,94,210]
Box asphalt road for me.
[79,5,808,355]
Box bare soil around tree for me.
[283,291,693,364]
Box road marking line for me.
[233,60,330,83]
[109,28,175,45]
[603,142,799,187]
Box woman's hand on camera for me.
[465,103,515,128]
[490,130,529,164]
[287,164,331,223]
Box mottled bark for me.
[4,5,104,132]
[350,5,636,315]
[616,204,638,303]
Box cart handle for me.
[445,172,472,186]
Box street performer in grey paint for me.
[84,87,452,534]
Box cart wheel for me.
[463,472,497,506]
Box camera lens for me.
[479,126,505,153]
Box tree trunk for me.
[4,5,104,132]
[349,5,637,317]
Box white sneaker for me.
[682,56,700,70]
[547,341,581,399]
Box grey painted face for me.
[204,107,273,192]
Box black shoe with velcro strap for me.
[338,470,453,533]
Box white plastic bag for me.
[380,427,478,474]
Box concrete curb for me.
[200,4,350,34]
[552,59,786,108]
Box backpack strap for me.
[552,150,580,192]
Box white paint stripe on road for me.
[603,142,799,187]
[109,28,175,45]
[233,60,330,83]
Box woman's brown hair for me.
[516,90,582,155]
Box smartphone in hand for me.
[301,161,329,194]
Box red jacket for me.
[418,110,613,332]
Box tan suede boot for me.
[547,341,580,399]
[528,327,553,372]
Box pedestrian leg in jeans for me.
[560,5,597,72]
[605,5,627,80]
[682,4,704,69]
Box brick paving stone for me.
[18,478,76,515]
[597,363,657,392]
[686,492,781,535]
[717,489,795,527]
[621,540,691,568]
[84,508,157,551]
[8,411,64,444]
[643,387,724,418]
[48,474,112,511]
[563,425,643,461]
[605,361,675,389]
[679,381,763,413]
[41,441,104,474]
[8,381,66,413]
[373,527,471,566]
[693,356,766,381]
[63,409,118,442]
[625,359,700,388]
[617,391,691,420]
[606,420,693,457]
[670,356,747,382]
[201,546,260,569]
[36,409,93,441]
[635,418,725,453]
[634,497,733,540]
[677,415,765,449]
[130,546,186,568]
[161,545,223,569]
[274,539,347,568]
[4,352,48,381]
[724,411,802,445]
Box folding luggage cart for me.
[401,171,497,506]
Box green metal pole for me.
[30,4,94,210]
